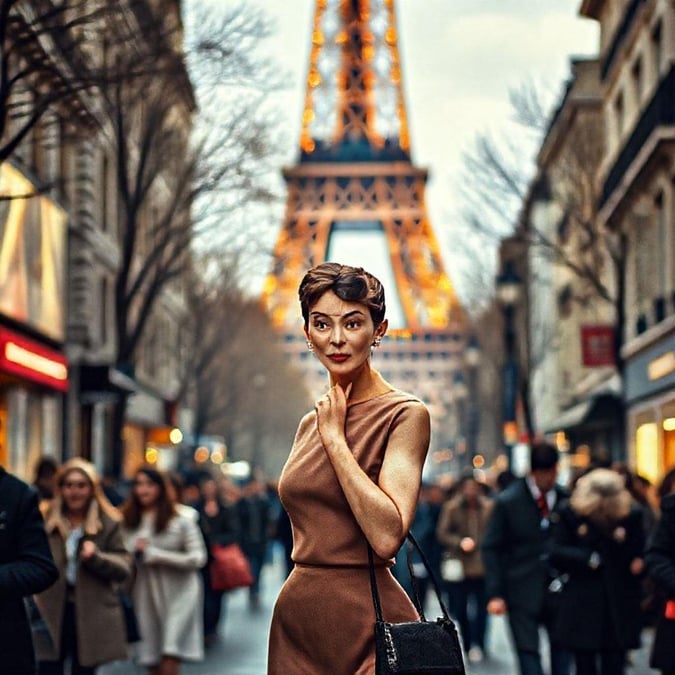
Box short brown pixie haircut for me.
[298,262,386,328]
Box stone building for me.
[580,0,675,481]
[1,1,194,480]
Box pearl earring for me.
[306,340,314,352]
[373,336,382,348]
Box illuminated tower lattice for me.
[263,0,467,415]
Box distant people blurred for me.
[551,468,645,675]
[33,456,59,501]
[645,471,675,675]
[392,481,444,613]
[238,475,273,610]
[121,467,207,675]
[35,458,132,675]
[495,468,517,493]
[482,441,571,675]
[274,506,294,578]
[0,465,58,674]
[196,475,241,645]
[436,473,493,663]
[167,471,200,522]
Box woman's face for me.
[133,472,162,508]
[61,470,94,515]
[304,290,386,380]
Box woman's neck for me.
[330,365,393,406]
[65,511,85,526]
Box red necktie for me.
[536,494,549,519]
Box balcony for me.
[600,65,675,207]
[600,0,646,81]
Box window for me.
[631,57,643,104]
[100,276,108,347]
[614,92,625,139]
[651,20,663,79]
[655,192,667,297]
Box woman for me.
[645,470,675,674]
[268,263,431,674]
[196,475,241,645]
[436,473,493,663]
[121,467,207,675]
[34,458,131,674]
[551,468,646,675]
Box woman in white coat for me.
[121,467,207,675]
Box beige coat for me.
[122,509,207,666]
[436,495,494,578]
[35,502,132,667]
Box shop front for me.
[626,328,675,485]
[0,163,68,479]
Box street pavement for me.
[101,549,658,674]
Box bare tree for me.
[457,77,627,443]
[181,253,308,476]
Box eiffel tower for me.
[263,0,467,436]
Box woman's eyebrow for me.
[310,310,365,318]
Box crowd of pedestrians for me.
[2,457,279,675]
[392,442,675,675]
[8,444,675,674]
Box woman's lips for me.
[328,354,349,362]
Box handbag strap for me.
[367,532,452,623]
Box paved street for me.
[101,549,658,674]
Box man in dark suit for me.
[482,442,571,675]
[0,466,59,674]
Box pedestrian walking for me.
[268,263,431,674]
[34,458,132,675]
[0,465,59,675]
[32,456,59,501]
[121,467,207,675]
[645,473,675,675]
[436,473,493,663]
[196,475,241,645]
[238,475,273,610]
[482,441,572,675]
[550,467,645,675]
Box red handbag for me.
[209,543,254,592]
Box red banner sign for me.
[581,325,615,367]
[0,327,68,391]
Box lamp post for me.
[464,335,481,466]
[452,370,468,469]
[496,260,522,468]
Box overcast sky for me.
[218,1,600,301]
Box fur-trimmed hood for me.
[570,468,632,528]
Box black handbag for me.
[368,533,465,675]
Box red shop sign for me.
[0,327,68,391]
[581,325,615,367]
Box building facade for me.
[1,1,193,480]
[581,0,675,482]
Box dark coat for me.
[481,477,568,651]
[0,467,59,675]
[550,502,645,651]
[646,493,675,669]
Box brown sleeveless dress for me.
[268,390,428,674]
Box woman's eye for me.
[346,320,361,329]
[313,321,328,329]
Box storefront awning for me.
[80,365,137,403]
[544,394,622,434]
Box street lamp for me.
[464,335,481,463]
[453,370,468,469]
[496,260,522,468]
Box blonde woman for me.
[35,458,132,675]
